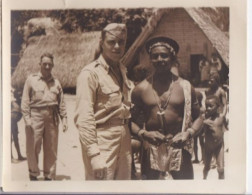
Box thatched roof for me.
[121,8,229,68]
[186,8,229,65]
[11,31,100,89]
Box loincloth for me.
[149,143,182,172]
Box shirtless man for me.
[131,36,203,179]
[203,95,225,179]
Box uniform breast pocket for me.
[48,87,59,101]
[33,90,44,101]
[100,86,122,111]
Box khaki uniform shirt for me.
[74,55,134,157]
[21,72,67,126]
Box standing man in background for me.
[21,52,68,181]
[74,23,134,180]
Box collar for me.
[38,72,54,82]
[97,55,126,75]
[97,55,110,73]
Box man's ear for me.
[100,39,103,50]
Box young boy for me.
[203,95,225,179]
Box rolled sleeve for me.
[21,77,32,126]
[74,70,99,157]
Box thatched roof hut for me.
[11,31,100,89]
[121,8,229,84]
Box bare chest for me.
[142,82,185,110]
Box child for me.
[11,87,26,162]
[206,73,227,118]
[203,95,225,179]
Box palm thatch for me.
[11,31,100,89]
[186,8,229,65]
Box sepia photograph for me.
[1,0,247,193]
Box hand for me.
[62,118,68,132]
[172,131,190,148]
[90,154,107,180]
[143,131,165,146]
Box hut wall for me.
[139,8,215,79]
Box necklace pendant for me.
[157,110,165,116]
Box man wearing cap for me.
[131,36,203,179]
[74,23,134,180]
[21,52,68,180]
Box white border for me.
[2,0,247,193]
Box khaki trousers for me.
[81,124,132,180]
[26,106,59,179]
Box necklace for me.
[151,76,174,130]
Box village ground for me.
[11,94,229,181]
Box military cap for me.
[145,36,179,55]
[103,23,127,38]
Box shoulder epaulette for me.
[82,60,100,72]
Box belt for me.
[96,118,129,128]
[31,105,57,110]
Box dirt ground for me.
[11,94,229,181]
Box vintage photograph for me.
[10,7,229,181]
[2,0,247,193]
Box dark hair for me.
[206,95,220,106]
[40,52,54,62]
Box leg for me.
[115,125,132,180]
[11,117,26,160]
[43,111,59,180]
[131,138,141,179]
[199,133,205,163]
[170,149,194,179]
[193,136,199,163]
[26,111,44,179]
[214,142,225,179]
[203,146,213,179]
[141,146,161,180]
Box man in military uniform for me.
[21,52,68,181]
[131,36,203,179]
[74,23,134,180]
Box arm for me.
[74,70,107,179]
[173,86,204,144]
[74,70,99,157]
[21,77,32,127]
[220,89,227,118]
[57,81,68,132]
[130,87,165,145]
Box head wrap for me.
[146,36,179,55]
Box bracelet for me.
[137,129,146,140]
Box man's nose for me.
[114,42,120,49]
[45,64,51,69]
[157,55,166,62]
